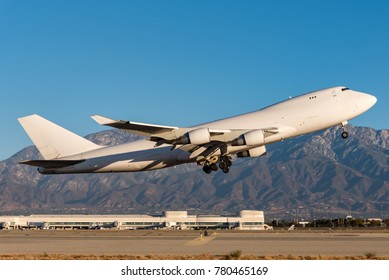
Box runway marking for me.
[185,233,217,246]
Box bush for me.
[364,252,376,259]
[225,249,242,260]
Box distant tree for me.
[368,220,382,227]
[311,219,332,227]
[270,219,288,228]
[333,218,345,227]
[352,218,365,227]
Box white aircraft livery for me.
[18,86,377,174]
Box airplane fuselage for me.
[32,86,376,174]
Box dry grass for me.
[1,253,388,260]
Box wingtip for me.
[17,114,40,122]
[91,115,115,125]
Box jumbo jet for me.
[18,86,376,175]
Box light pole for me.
[381,204,384,227]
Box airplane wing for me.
[91,115,237,141]
[91,115,285,161]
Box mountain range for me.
[0,125,388,220]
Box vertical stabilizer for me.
[18,114,102,160]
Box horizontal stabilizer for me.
[19,160,85,169]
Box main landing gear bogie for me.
[218,160,231,173]
[202,156,232,174]
[202,163,219,174]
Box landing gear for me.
[210,163,218,171]
[202,155,232,174]
[340,121,349,139]
[218,161,229,173]
[202,165,212,174]
[222,155,232,167]
[202,163,218,174]
[341,131,349,139]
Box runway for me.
[0,230,388,257]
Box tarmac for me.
[0,229,388,257]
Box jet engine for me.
[175,128,211,145]
[231,129,265,146]
[237,146,267,158]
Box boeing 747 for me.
[18,86,377,174]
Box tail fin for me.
[18,114,102,160]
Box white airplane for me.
[18,86,376,175]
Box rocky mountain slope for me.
[0,126,388,219]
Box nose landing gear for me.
[341,131,349,139]
[340,121,349,139]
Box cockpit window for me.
[341,87,350,91]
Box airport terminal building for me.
[0,210,269,230]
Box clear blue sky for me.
[1,0,388,160]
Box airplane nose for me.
[365,93,377,108]
[355,92,377,112]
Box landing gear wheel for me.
[222,166,229,174]
[219,162,227,169]
[203,165,212,174]
[219,155,232,173]
[340,121,349,139]
[210,163,218,171]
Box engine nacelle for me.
[237,146,267,158]
[232,129,265,146]
[175,128,211,145]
